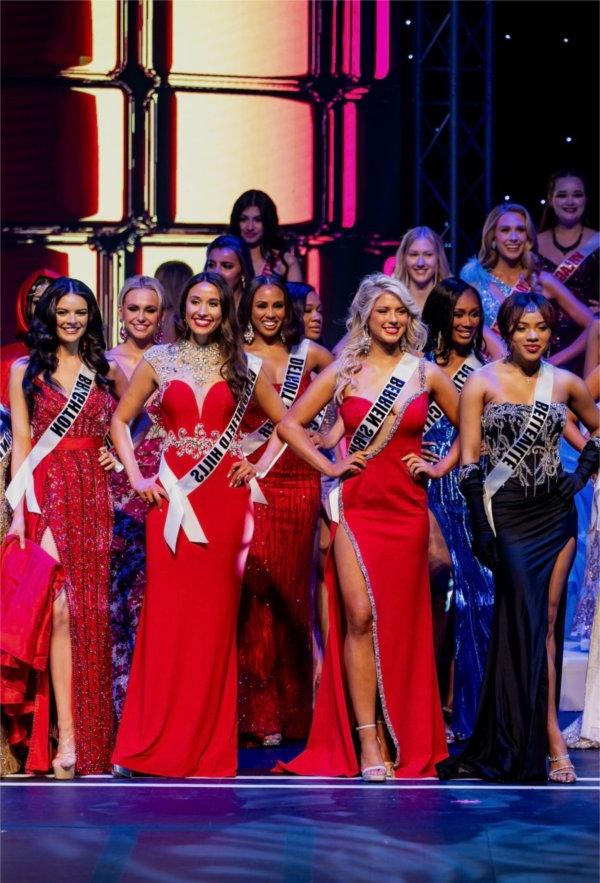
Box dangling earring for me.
[119,323,128,342]
[280,330,286,344]
[400,335,407,351]
[243,321,255,344]
[436,331,443,352]
[154,324,163,344]
[361,326,371,354]
[491,240,497,251]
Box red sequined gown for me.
[238,374,321,741]
[113,342,254,777]
[278,363,448,777]
[27,379,115,775]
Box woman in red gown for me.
[7,277,124,776]
[111,272,284,777]
[276,273,460,779]
[236,275,332,745]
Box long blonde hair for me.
[478,203,539,277]
[392,226,450,286]
[334,273,427,404]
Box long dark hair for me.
[422,277,485,365]
[238,274,302,350]
[496,292,558,346]
[174,271,247,400]
[23,277,109,412]
[228,190,290,274]
[539,168,588,232]
[204,234,255,287]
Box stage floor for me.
[2,748,598,882]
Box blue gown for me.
[424,354,495,739]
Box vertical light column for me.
[342,102,357,228]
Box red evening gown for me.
[26,380,115,774]
[113,343,254,777]
[238,374,321,741]
[279,365,448,777]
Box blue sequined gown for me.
[424,356,495,739]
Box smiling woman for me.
[461,203,594,372]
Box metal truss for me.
[412,0,494,269]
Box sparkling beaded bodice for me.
[144,341,243,464]
[31,379,113,442]
[482,402,567,490]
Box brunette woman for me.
[538,169,599,316]
[288,282,325,344]
[155,260,193,343]
[107,275,166,718]
[421,279,494,740]
[237,275,332,746]
[229,190,302,282]
[276,273,460,780]
[111,273,284,777]
[438,293,599,783]
[205,234,254,309]
[6,277,126,776]
[461,203,593,368]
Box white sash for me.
[483,362,554,533]
[551,233,600,286]
[6,363,96,514]
[0,425,12,461]
[240,339,310,456]
[329,353,419,523]
[509,277,533,297]
[423,353,481,437]
[160,353,266,553]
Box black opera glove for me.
[459,464,500,571]
[558,438,600,500]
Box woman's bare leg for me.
[546,537,576,782]
[40,529,74,752]
[333,525,384,771]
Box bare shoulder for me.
[9,357,28,379]
[307,341,333,369]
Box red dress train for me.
[238,374,321,741]
[278,371,448,777]
[113,346,253,777]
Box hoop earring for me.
[361,326,371,354]
[119,323,128,342]
[243,321,255,344]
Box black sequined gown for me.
[438,402,576,783]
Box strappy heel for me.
[52,733,76,780]
[548,753,577,784]
[356,724,387,783]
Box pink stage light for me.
[374,0,390,80]
[306,248,321,294]
[342,103,357,228]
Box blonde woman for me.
[106,276,166,719]
[461,203,592,367]
[276,273,460,781]
[389,226,450,312]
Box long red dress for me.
[113,342,254,777]
[26,379,115,774]
[279,364,448,777]
[238,374,321,741]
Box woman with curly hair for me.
[111,273,284,777]
[421,278,494,740]
[229,189,302,282]
[461,203,592,367]
[6,277,126,776]
[237,275,332,746]
[276,273,460,780]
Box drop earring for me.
[119,323,128,342]
[243,321,255,344]
[154,324,163,344]
[361,326,371,354]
